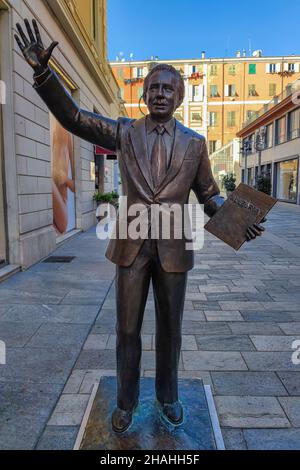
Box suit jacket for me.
[33,68,224,272]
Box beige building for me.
[110,54,300,156]
[237,80,300,205]
[0,0,125,273]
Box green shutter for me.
[249,64,256,74]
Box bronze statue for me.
[15,19,265,434]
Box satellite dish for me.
[252,50,262,57]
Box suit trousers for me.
[115,237,187,411]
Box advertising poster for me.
[50,113,76,235]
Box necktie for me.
[151,125,168,188]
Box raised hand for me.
[15,18,58,75]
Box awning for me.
[95,145,115,155]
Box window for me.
[228,65,236,75]
[210,65,217,76]
[265,123,273,148]
[210,85,218,97]
[288,63,295,72]
[191,112,202,122]
[275,116,286,145]
[209,140,217,154]
[137,67,143,78]
[248,84,257,96]
[287,108,300,140]
[269,83,276,96]
[268,63,277,73]
[228,84,236,97]
[119,88,124,100]
[249,64,256,74]
[246,110,259,121]
[209,112,218,126]
[227,111,236,127]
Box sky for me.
[107,0,300,62]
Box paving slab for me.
[244,428,300,450]
[182,351,247,371]
[242,352,300,371]
[277,372,300,396]
[195,335,255,351]
[211,371,287,396]
[278,397,300,427]
[215,396,290,428]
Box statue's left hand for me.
[246,217,267,241]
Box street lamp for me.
[255,127,266,178]
[240,138,252,184]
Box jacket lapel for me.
[129,117,154,192]
[154,120,190,195]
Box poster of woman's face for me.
[50,113,76,235]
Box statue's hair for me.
[143,64,185,108]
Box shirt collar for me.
[146,115,175,136]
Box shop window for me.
[276,158,298,202]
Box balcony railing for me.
[242,80,300,128]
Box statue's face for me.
[145,70,179,122]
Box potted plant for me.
[222,173,236,197]
[110,191,119,209]
[93,192,113,222]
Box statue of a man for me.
[15,19,265,434]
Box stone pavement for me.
[1,202,300,450]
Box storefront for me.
[0,0,126,272]
[275,157,299,203]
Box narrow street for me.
[0,202,300,449]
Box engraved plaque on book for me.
[204,183,277,250]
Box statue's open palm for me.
[15,18,58,74]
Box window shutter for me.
[224,85,229,97]
[188,85,193,100]
[275,63,281,73]
[132,67,137,78]
[232,84,236,96]
[143,67,148,77]
[265,63,270,73]
[198,84,204,101]
[284,63,289,72]
[295,63,300,73]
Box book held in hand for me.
[204,183,277,250]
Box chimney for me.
[201,51,205,59]
[236,50,241,58]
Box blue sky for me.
[107,0,299,61]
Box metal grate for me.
[43,256,75,263]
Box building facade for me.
[0,0,125,272]
[209,138,241,192]
[110,54,300,155]
[237,81,300,205]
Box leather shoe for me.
[111,404,137,433]
[158,400,184,426]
